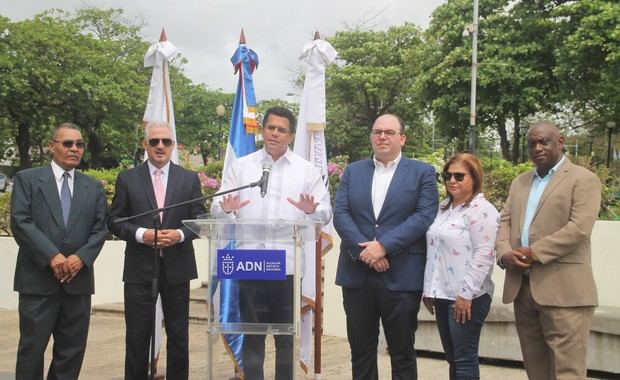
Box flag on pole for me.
[292,33,337,374]
[144,29,180,163]
[222,29,259,171]
[217,29,259,377]
[142,28,180,377]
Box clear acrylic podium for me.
[183,218,320,380]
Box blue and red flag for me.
[218,29,259,378]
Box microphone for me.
[259,164,272,198]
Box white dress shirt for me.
[51,161,75,197]
[371,153,401,219]
[136,161,185,244]
[211,148,332,274]
[423,193,500,300]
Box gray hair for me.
[52,122,81,139]
[144,121,172,139]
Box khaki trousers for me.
[514,279,594,380]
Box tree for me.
[0,13,81,168]
[419,0,560,162]
[554,1,620,127]
[324,23,426,160]
[172,72,234,165]
[58,7,150,168]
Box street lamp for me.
[216,104,226,160]
[607,121,616,168]
[588,134,594,158]
[463,0,479,153]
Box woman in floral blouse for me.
[423,153,499,380]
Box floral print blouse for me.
[423,193,500,301]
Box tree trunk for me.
[511,112,522,164]
[87,124,104,168]
[15,121,32,169]
[496,117,510,161]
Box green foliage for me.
[0,192,10,235]
[554,1,620,124]
[325,23,426,161]
[570,157,620,221]
[481,158,533,211]
[0,8,234,169]
[173,77,234,165]
[82,167,123,205]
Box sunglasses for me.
[148,138,173,147]
[442,172,467,182]
[52,139,85,149]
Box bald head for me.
[370,114,407,165]
[526,121,564,176]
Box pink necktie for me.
[153,169,165,221]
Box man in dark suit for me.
[109,121,206,380]
[11,122,109,380]
[334,114,438,380]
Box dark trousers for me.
[124,262,190,380]
[16,289,91,380]
[342,271,422,380]
[238,276,294,380]
[434,294,491,380]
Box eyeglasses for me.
[442,172,467,182]
[371,129,401,137]
[52,139,85,149]
[148,138,173,147]
[264,124,291,134]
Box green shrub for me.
[83,168,122,206]
[0,192,10,235]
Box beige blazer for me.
[496,158,601,307]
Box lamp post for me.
[607,121,616,168]
[463,0,479,153]
[216,104,226,160]
[588,134,594,158]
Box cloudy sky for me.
[1,0,445,100]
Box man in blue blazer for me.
[11,123,109,380]
[334,114,438,380]
[109,121,206,380]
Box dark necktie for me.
[61,172,72,226]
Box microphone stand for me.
[111,177,264,380]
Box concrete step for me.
[92,286,208,325]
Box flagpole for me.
[160,29,171,124]
[312,30,323,379]
[314,239,322,378]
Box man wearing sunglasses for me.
[334,114,438,380]
[109,121,206,380]
[496,121,601,380]
[11,122,109,379]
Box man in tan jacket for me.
[496,121,601,380]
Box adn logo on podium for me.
[217,249,286,280]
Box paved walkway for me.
[0,287,531,379]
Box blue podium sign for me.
[217,249,286,280]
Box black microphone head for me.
[260,164,272,198]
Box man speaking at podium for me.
[109,121,206,380]
[212,106,332,380]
